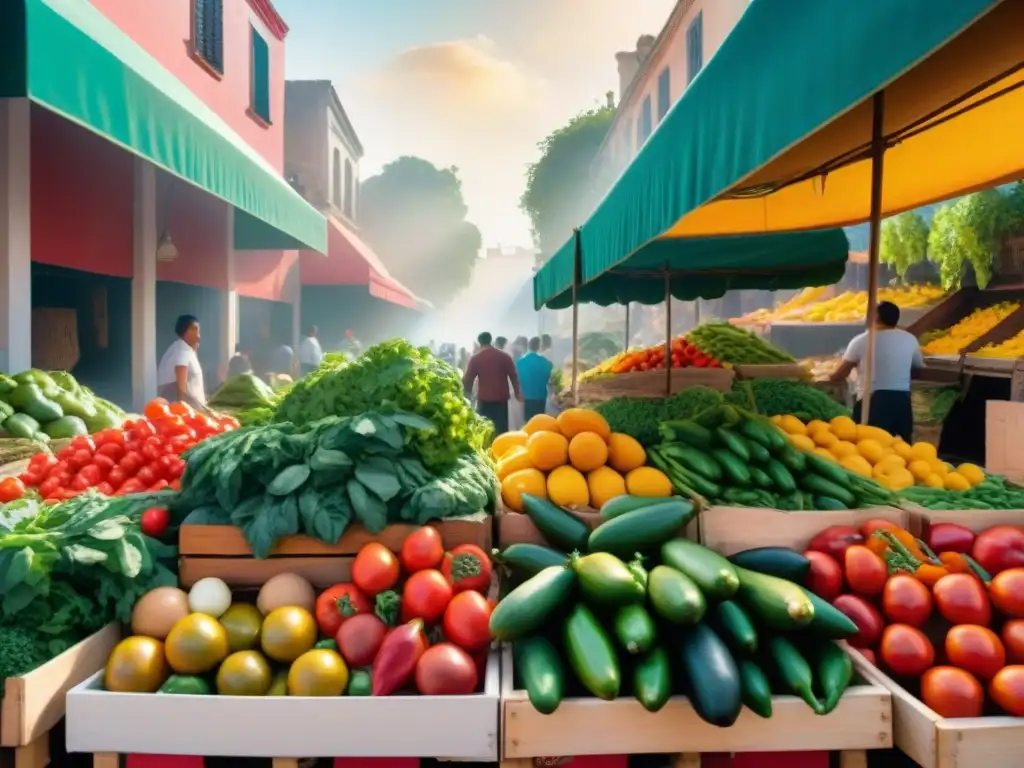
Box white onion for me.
[187,577,232,617]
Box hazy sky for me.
[275,0,676,248]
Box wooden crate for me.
[576,368,735,401]
[698,506,912,556]
[846,645,1024,768]
[178,515,492,587]
[733,363,809,381]
[500,646,891,765]
[0,624,118,768]
[910,505,1024,534]
[986,401,1024,476]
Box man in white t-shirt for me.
[157,314,209,411]
[830,301,924,442]
[298,326,323,376]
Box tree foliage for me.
[520,106,615,259]
[358,157,482,308]
[879,211,930,278]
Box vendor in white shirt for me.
[298,325,324,376]
[157,315,209,412]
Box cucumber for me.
[633,646,671,712]
[804,452,853,487]
[659,443,722,481]
[661,420,713,450]
[599,495,668,520]
[728,547,811,582]
[711,600,758,654]
[799,475,856,507]
[734,566,815,631]
[710,448,752,486]
[677,622,743,727]
[489,566,576,641]
[801,589,859,638]
[739,418,787,453]
[647,565,706,625]
[627,553,648,594]
[660,538,739,600]
[522,494,590,551]
[715,427,751,462]
[766,635,824,714]
[746,439,771,464]
[813,640,854,714]
[778,445,807,473]
[612,603,657,655]
[494,544,568,576]
[514,636,565,714]
[662,457,722,498]
[813,495,849,511]
[765,459,797,493]
[563,603,620,700]
[749,466,774,489]
[587,501,695,558]
[570,552,641,606]
[738,659,773,718]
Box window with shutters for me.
[191,0,224,75]
[657,68,671,122]
[250,26,271,124]
[640,95,653,143]
[686,12,703,84]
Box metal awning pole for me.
[862,90,886,425]
[664,268,672,396]
[624,302,631,350]
[571,229,582,406]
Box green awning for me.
[2,0,327,253]
[534,229,850,310]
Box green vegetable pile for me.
[0,369,124,441]
[591,386,725,446]
[492,494,857,719]
[178,411,498,557]
[273,341,489,471]
[900,474,1024,510]
[726,379,850,422]
[648,405,896,510]
[208,373,282,411]
[686,323,795,365]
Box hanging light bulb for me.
[156,230,179,262]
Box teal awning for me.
[534,229,850,310]
[2,0,327,253]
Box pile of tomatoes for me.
[805,519,1024,718]
[15,398,238,504]
[610,337,723,374]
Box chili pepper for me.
[889,529,928,562]
[865,535,891,558]
[372,619,427,696]
[916,539,943,566]
[914,563,949,587]
[873,530,924,575]
[926,523,975,555]
[809,526,865,559]
[961,554,992,585]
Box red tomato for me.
[844,545,888,596]
[933,573,992,626]
[106,467,127,490]
[38,476,61,499]
[117,478,146,495]
[168,401,196,419]
[92,454,116,474]
[414,643,478,695]
[143,399,171,421]
[17,471,40,487]
[30,453,57,473]
[95,443,124,462]
[46,460,69,479]
[400,527,445,572]
[441,544,493,594]
[69,449,93,471]
[921,667,984,718]
[128,420,156,440]
[833,594,885,649]
[882,574,933,627]
[69,435,96,453]
[989,666,1024,716]
[94,429,125,447]
[95,482,114,496]
[119,451,144,476]
[56,446,76,463]
[808,525,864,559]
[314,583,371,637]
[335,613,387,667]
[442,591,493,652]
[351,542,401,596]
[945,625,1006,680]
[168,458,186,479]
[859,648,877,667]
[149,479,170,492]
[972,526,1024,576]
[989,568,1024,618]
[78,464,103,487]
[803,550,844,600]
[140,507,170,537]
[53,472,73,488]
[402,569,453,624]
[70,474,91,492]
[0,477,26,502]
[879,624,935,677]
[136,466,157,487]
[1002,620,1024,663]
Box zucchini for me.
[612,603,658,655]
[677,622,743,727]
[587,501,695,558]
[660,420,713,450]
[660,538,739,600]
[812,640,854,714]
[711,600,758,654]
[766,636,824,714]
[799,475,856,507]
[647,565,706,625]
[633,646,671,713]
[734,566,815,630]
[804,452,853,487]
[570,552,641,606]
[521,494,590,551]
[765,459,797,493]
[563,603,620,700]
[514,636,565,714]
[813,495,849,511]
[801,589,859,638]
[715,427,751,462]
[711,448,752,486]
[494,544,568,576]
[728,547,811,582]
[777,445,807,473]
[599,495,667,520]
[738,659,773,718]
[489,566,576,641]
[659,443,722,481]
[749,466,774,489]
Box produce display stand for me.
[0,623,118,768]
[66,517,500,766]
[732,362,809,380]
[576,368,735,403]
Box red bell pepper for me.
[971,526,1024,576]
[372,618,427,696]
[926,523,975,555]
[808,525,865,559]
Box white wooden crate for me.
[66,649,499,760]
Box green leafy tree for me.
[928,189,1016,290]
[879,211,929,278]
[521,105,615,259]
[358,157,482,307]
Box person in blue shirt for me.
[516,337,554,422]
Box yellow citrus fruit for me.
[568,432,609,472]
[957,463,985,486]
[856,439,885,465]
[831,440,858,459]
[908,460,933,483]
[829,416,858,441]
[924,473,945,488]
[789,434,816,452]
[944,472,971,492]
[547,465,590,507]
[491,431,528,459]
[500,468,547,512]
[524,414,560,435]
[910,442,938,462]
[812,430,839,449]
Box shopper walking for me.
[830,301,924,443]
[157,314,209,412]
[517,337,554,422]
[298,325,323,376]
[463,332,520,435]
